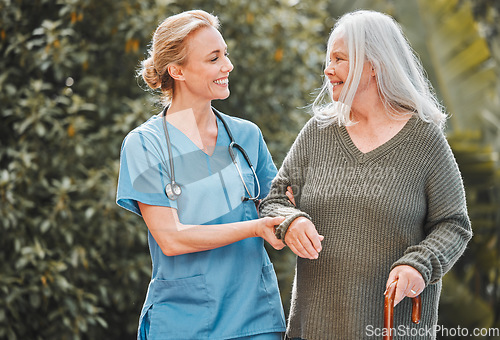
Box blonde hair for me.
[140,10,220,104]
[313,10,447,129]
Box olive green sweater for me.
[259,116,472,340]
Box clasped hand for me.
[282,186,324,259]
[284,217,324,259]
[385,265,425,306]
[256,216,287,250]
[257,186,323,258]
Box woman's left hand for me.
[385,265,425,306]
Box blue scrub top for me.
[116,110,285,339]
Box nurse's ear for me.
[167,64,185,81]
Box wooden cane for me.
[383,280,422,340]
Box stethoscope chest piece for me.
[165,182,182,200]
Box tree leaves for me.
[399,0,500,331]
[1,0,157,338]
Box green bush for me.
[0,0,158,338]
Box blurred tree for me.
[469,0,500,149]
[0,0,161,338]
[390,0,500,337]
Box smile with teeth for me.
[214,78,229,85]
[331,81,343,86]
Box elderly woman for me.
[259,10,472,340]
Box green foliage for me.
[0,0,159,338]
[396,0,500,335]
[441,132,500,338]
[419,0,497,132]
[441,270,494,330]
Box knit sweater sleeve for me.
[258,118,314,240]
[391,130,472,285]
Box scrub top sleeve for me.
[116,130,177,216]
[255,128,278,199]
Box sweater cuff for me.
[390,252,437,285]
[274,212,311,243]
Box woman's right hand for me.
[284,217,324,259]
[255,216,286,250]
[385,265,425,306]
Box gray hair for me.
[312,10,447,129]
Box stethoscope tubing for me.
[228,141,261,202]
[161,106,260,202]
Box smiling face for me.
[324,38,349,101]
[324,37,376,105]
[175,26,233,103]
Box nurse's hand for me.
[256,216,286,250]
[285,217,324,259]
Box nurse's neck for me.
[168,100,215,132]
[166,100,218,155]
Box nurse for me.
[116,10,287,340]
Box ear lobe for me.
[167,64,185,81]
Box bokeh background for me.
[1,0,499,339]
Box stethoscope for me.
[161,106,261,202]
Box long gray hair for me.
[312,10,447,129]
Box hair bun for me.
[141,57,162,90]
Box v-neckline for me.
[163,115,221,157]
[337,115,417,164]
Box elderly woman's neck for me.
[346,100,411,153]
[349,97,388,126]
